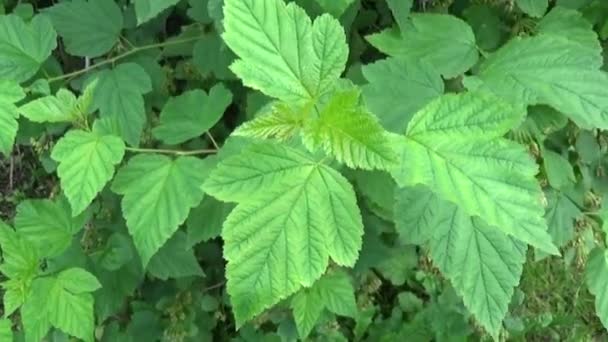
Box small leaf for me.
[234,102,305,141]
[0,80,25,156]
[291,288,324,338]
[19,89,78,123]
[147,232,204,280]
[315,271,357,318]
[515,0,548,18]
[314,0,356,18]
[135,0,180,25]
[586,248,608,330]
[57,268,102,294]
[394,185,442,245]
[51,130,125,216]
[152,84,233,145]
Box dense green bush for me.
[1,0,608,340]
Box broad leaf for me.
[0,79,24,155]
[367,14,477,78]
[543,150,575,190]
[19,89,78,123]
[392,92,558,254]
[112,155,208,266]
[234,102,305,141]
[51,130,125,216]
[515,0,548,17]
[394,185,442,245]
[204,143,363,325]
[467,35,608,129]
[362,57,443,132]
[429,200,526,338]
[302,89,397,170]
[147,232,204,280]
[586,248,608,330]
[152,84,233,145]
[45,0,122,57]
[90,63,152,146]
[135,0,180,25]
[0,14,57,82]
[222,0,348,102]
[14,198,87,258]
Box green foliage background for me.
[1,0,608,341]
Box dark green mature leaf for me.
[147,232,204,280]
[186,197,233,247]
[515,0,548,17]
[586,248,608,330]
[394,185,442,245]
[0,14,56,82]
[544,188,582,248]
[362,57,443,132]
[152,84,233,145]
[45,0,123,57]
[90,63,152,146]
[135,0,180,25]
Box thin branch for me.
[202,281,226,293]
[47,35,204,83]
[206,132,220,150]
[125,146,217,156]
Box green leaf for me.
[14,198,87,258]
[0,79,24,155]
[192,32,236,80]
[544,188,582,249]
[45,0,122,57]
[394,185,442,245]
[23,269,99,342]
[234,102,305,141]
[0,14,57,82]
[542,150,575,190]
[204,143,363,325]
[367,14,478,78]
[0,319,12,342]
[386,0,413,30]
[111,155,208,266]
[429,200,526,338]
[51,130,125,216]
[147,232,204,280]
[362,57,444,132]
[302,89,397,170]
[152,84,233,145]
[586,248,608,330]
[392,92,558,254]
[515,0,548,18]
[135,0,180,25]
[186,196,233,247]
[467,35,608,129]
[537,7,599,52]
[90,63,152,146]
[222,0,348,102]
[57,268,102,294]
[314,0,356,18]
[18,89,77,123]
[291,288,324,338]
[315,271,357,318]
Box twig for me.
[202,281,226,293]
[125,147,217,156]
[206,132,220,150]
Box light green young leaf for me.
[302,89,397,170]
[45,0,123,57]
[56,268,102,294]
[147,232,204,280]
[111,155,208,266]
[19,89,78,123]
[0,79,25,155]
[394,185,442,245]
[0,14,57,82]
[51,130,125,216]
[234,102,305,141]
[515,0,548,18]
[429,201,526,338]
[204,143,363,325]
[14,198,87,258]
[392,92,558,254]
[90,63,152,146]
[467,35,608,129]
[135,0,180,25]
[291,288,324,338]
[152,84,233,145]
[223,0,348,102]
[366,14,478,78]
[586,248,608,330]
[362,57,444,132]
